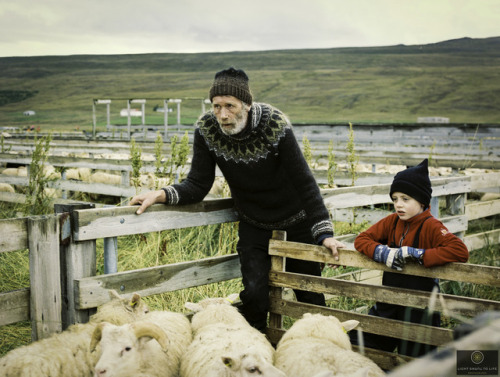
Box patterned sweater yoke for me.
[165,103,334,243]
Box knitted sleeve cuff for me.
[312,220,334,244]
[316,233,334,245]
[162,186,180,205]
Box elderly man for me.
[130,67,345,331]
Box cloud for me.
[0,0,498,57]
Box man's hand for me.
[129,190,166,215]
[373,244,404,271]
[322,237,346,261]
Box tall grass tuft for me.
[22,134,55,216]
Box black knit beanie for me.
[389,159,432,207]
[209,67,253,105]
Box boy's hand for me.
[399,246,425,264]
[373,244,404,271]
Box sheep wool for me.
[180,297,284,377]
[274,313,385,377]
[91,310,192,377]
[0,290,149,377]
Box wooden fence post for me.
[28,214,62,340]
[447,193,466,238]
[268,230,287,336]
[55,203,96,329]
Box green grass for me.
[1,37,499,131]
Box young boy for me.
[350,159,469,357]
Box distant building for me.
[120,108,142,117]
[23,110,36,116]
[417,116,449,123]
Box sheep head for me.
[90,290,150,325]
[222,352,286,377]
[90,321,169,377]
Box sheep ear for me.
[108,289,121,300]
[222,355,239,371]
[130,293,141,307]
[185,302,202,312]
[341,320,360,332]
[225,293,239,304]
[90,322,107,352]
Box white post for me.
[127,100,131,140]
[106,102,111,128]
[163,99,169,139]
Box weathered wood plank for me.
[464,229,500,251]
[72,199,237,241]
[470,171,500,191]
[28,215,62,340]
[0,217,28,252]
[466,199,500,220]
[322,176,471,209]
[269,271,500,316]
[268,299,453,346]
[269,231,286,330]
[0,289,30,326]
[56,203,97,329]
[268,241,500,287]
[75,254,241,309]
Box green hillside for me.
[0,36,499,131]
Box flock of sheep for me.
[0,290,385,377]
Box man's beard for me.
[220,107,249,136]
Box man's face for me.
[212,95,249,136]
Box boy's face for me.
[391,192,424,221]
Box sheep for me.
[0,183,15,193]
[90,171,122,185]
[274,313,385,377]
[180,295,285,377]
[0,290,149,377]
[90,310,192,377]
[1,167,21,176]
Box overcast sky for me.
[1,0,498,57]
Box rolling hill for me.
[0,36,499,131]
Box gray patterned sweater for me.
[163,102,334,243]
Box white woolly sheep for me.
[275,313,385,377]
[91,310,192,377]
[0,183,15,193]
[1,168,22,176]
[90,171,122,185]
[180,296,285,377]
[0,290,149,377]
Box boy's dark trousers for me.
[349,272,441,357]
[236,220,325,332]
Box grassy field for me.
[0,37,499,132]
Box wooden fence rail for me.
[0,174,499,366]
[266,231,500,370]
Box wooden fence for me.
[1,174,500,369]
[266,231,500,370]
